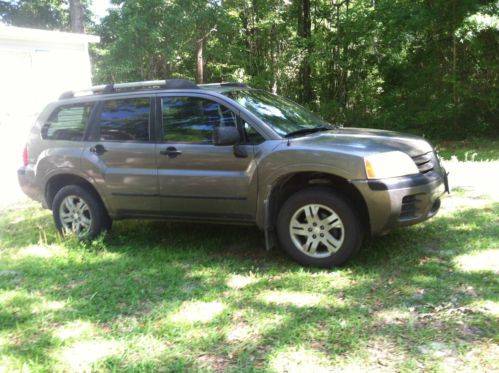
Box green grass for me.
[1,194,498,371]
[435,138,499,161]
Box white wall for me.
[0,26,99,207]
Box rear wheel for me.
[52,185,111,239]
[276,187,363,267]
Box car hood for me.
[290,127,433,157]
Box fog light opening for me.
[430,198,441,214]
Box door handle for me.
[160,146,182,158]
[89,144,107,156]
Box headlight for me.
[364,151,419,179]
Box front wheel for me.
[276,187,363,267]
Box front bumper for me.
[352,169,449,236]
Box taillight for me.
[22,144,28,166]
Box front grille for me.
[412,152,435,174]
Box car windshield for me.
[224,90,331,137]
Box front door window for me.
[162,96,237,143]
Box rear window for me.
[41,103,93,141]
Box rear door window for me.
[96,98,151,142]
[42,103,93,141]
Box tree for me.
[196,27,217,84]
[95,0,222,83]
[0,0,69,30]
[0,0,93,32]
[69,0,85,32]
[92,0,498,139]
[298,0,312,103]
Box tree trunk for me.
[342,0,350,109]
[452,0,458,132]
[300,0,313,104]
[196,37,204,84]
[69,0,85,33]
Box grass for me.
[435,138,499,161]
[1,172,498,371]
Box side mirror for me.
[212,126,241,146]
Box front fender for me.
[255,147,365,228]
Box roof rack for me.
[59,79,199,100]
[220,82,250,88]
[198,82,251,89]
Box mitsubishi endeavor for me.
[18,79,449,267]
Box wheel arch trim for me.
[43,169,111,213]
[259,170,371,249]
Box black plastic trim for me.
[220,82,250,88]
[85,101,103,141]
[112,192,159,197]
[102,84,115,94]
[59,91,74,100]
[160,194,247,201]
[113,210,253,222]
[163,79,199,90]
[112,192,246,201]
[149,96,156,142]
[368,172,443,191]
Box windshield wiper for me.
[284,126,333,138]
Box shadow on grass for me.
[0,202,497,371]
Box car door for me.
[156,93,258,221]
[82,95,159,215]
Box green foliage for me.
[0,0,93,31]
[0,0,69,30]
[2,0,498,139]
[370,0,499,138]
[92,0,498,139]
[94,0,222,81]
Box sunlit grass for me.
[270,346,333,373]
[259,290,323,308]
[226,273,257,289]
[57,339,124,372]
[53,320,97,341]
[0,175,498,371]
[435,139,499,161]
[454,249,499,273]
[171,301,226,324]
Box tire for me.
[276,187,363,267]
[52,185,112,239]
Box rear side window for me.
[41,103,93,141]
[97,98,150,141]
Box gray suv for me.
[18,79,449,267]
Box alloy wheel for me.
[58,195,92,236]
[288,203,345,258]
